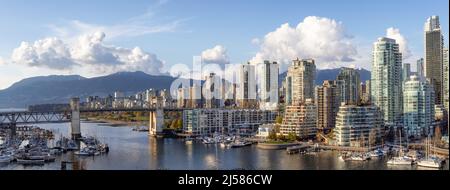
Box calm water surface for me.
[1,122,448,170]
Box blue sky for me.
[0,0,448,89]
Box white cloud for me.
[10,32,165,75]
[201,45,229,65]
[250,16,357,69]
[0,57,5,65]
[47,5,188,44]
[251,38,260,45]
[386,27,411,59]
[11,38,77,70]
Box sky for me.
[0,0,448,90]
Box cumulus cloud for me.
[11,38,77,70]
[10,31,164,75]
[250,16,357,69]
[201,45,229,65]
[386,27,411,59]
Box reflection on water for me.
[0,122,448,170]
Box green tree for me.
[176,119,183,129]
[135,112,142,119]
[287,132,297,142]
[275,116,283,124]
[268,130,277,140]
[278,134,287,142]
[170,119,177,129]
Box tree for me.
[360,133,365,147]
[278,134,287,142]
[176,119,183,130]
[369,128,377,147]
[275,116,283,124]
[434,127,442,145]
[287,132,297,142]
[170,119,178,129]
[268,130,277,140]
[135,112,142,119]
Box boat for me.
[387,157,412,165]
[0,155,12,163]
[417,136,442,168]
[67,140,78,150]
[228,140,252,148]
[16,158,45,165]
[185,137,194,145]
[417,159,441,168]
[220,142,229,148]
[387,130,412,165]
[369,148,385,157]
[75,141,92,156]
[286,145,302,154]
[202,137,216,145]
[74,149,91,156]
[348,153,369,161]
[98,144,109,153]
[132,126,149,132]
[44,154,56,162]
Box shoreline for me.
[83,118,147,127]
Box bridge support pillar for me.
[70,97,81,139]
[149,109,164,137]
[10,122,16,140]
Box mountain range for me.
[0,68,370,108]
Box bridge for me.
[0,98,189,139]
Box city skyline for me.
[0,0,449,90]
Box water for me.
[1,122,448,170]
[0,108,26,112]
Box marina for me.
[0,124,109,168]
[1,122,448,170]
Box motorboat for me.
[227,140,252,148]
[387,157,412,165]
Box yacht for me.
[417,159,441,168]
[417,137,442,168]
[387,130,412,165]
[387,157,412,165]
[370,149,385,157]
[227,139,252,148]
[349,153,370,161]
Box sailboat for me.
[74,141,91,156]
[417,136,441,168]
[387,130,412,165]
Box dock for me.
[286,144,309,154]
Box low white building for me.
[183,109,277,136]
[256,124,276,139]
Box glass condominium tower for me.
[424,15,444,105]
[371,37,403,127]
[403,75,435,138]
